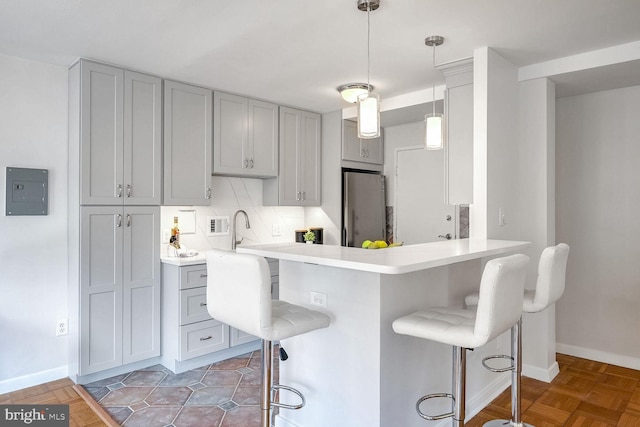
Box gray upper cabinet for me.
[164,80,213,205]
[213,92,278,177]
[124,71,162,205]
[79,61,161,205]
[264,107,321,206]
[342,120,383,165]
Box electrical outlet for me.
[272,223,281,237]
[310,291,327,308]
[162,228,171,244]
[56,319,68,336]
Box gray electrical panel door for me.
[5,167,48,215]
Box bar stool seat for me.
[206,249,330,427]
[393,254,529,426]
[464,243,570,427]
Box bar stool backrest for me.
[206,249,272,339]
[474,254,529,345]
[525,243,570,313]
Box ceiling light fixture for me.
[356,0,381,139]
[424,35,444,150]
[337,83,374,104]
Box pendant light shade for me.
[425,113,444,150]
[357,92,380,138]
[425,35,444,150]
[338,83,373,103]
[356,0,381,139]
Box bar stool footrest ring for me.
[271,384,306,410]
[482,419,535,427]
[416,392,455,420]
[481,354,514,373]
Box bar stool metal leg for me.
[483,318,533,427]
[261,339,273,427]
[453,346,466,427]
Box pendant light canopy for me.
[337,83,373,103]
[425,35,444,150]
[356,0,381,139]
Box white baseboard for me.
[556,343,640,370]
[523,361,559,383]
[0,366,69,394]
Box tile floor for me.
[83,349,277,427]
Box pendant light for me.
[337,83,373,103]
[424,35,444,150]
[356,0,381,139]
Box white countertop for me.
[160,252,207,266]
[235,239,530,274]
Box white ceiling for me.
[1,0,640,113]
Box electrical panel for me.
[5,167,48,215]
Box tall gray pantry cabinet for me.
[68,60,161,381]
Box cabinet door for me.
[298,110,321,205]
[342,120,383,165]
[213,92,247,175]
[278,107,302,205]
[80,207,123,374]
[247,99,278,177]
[124,71,162,205]
[122,206,160,364]
[80,61,124,205]
[277,107,321,206]
[164,81,212,205]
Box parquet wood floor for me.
[467,354,640,426]
[0,378,110,426]
[1,353,639,426]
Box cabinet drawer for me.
[179,320,229,361]
[179,265,208,290]
[180,287,212,325]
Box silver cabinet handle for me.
[243,158,248,168]
[200,335,212,341]
[116,184,123,198]
[200,302,207,307]
[206,188,212,200]
[301,191,306,201]
[200,273,208,278]
[249,158,254,168]
[126,214,131,227]
[116,214,122,228]
[126,184,131,198]
[438,233,452,240]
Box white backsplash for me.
[162,176,305,253]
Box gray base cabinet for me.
[161,263,258,373]
[79,206,160,375]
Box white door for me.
[395,146,455,244]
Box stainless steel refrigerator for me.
[342,171,386,247]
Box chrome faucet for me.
[231,210,251,250]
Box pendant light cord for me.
[432,43,436,116]
[367,4,371,94]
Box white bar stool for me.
[392,254,530,426]
[464,243,569,427]
[206,249,331,427]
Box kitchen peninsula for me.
[237,239,529,427]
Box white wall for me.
[161,176,305,252]
[518,78,559,380]
[556,85,640,369]
[0,53,69,392]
